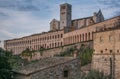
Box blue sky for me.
[0,0,120,47]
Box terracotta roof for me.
[72,16,93,21]
[13,57,76,75]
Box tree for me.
[21,48,33,59]
[0,48,13,79]
[39,46,45,56]
[78,47,93,66]
[54,47,75,57]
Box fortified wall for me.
[92,28,120,79]
[28,41,93,60]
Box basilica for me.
[4,3,120,79]
[4,3,105,54]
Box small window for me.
[110,50,112,53]
[117,50,119,53]
[109,35,113,42]
[61,6,66,9]
[64,70,68,78]
[100,50,103,53]
[61,34,63,38]
[105,48,107,51]
[100,36,103,42]
[104,58,107,61]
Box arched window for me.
[50,44,51,48]
[80,34,81,42]
[77,35,79,42]
[88,32,90,40]
[85,33,87,41]
[58,42,59,46]
[52,43,54,47]
[55,35,57,39]
[75,36,77,43]
[58,34,60,38]
[61,42,62,46]
[82,34,84,41]
[61,34,63,38]
[55,43,57,47]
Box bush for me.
[0,48,13,79]
[82,70,109,79]
[78,47,93,66]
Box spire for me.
[98,9,102,14]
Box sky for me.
[0,0,120,48]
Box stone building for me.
[50,3,104,31]
[92,28,120,79]
[50,19,60,31]
[13,57,81,79]
[4,30,64,54]
[60,3,72,30]
[63,16,120,45]
[4,3,120,56]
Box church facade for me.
[4,3,120,55]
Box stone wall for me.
[50,19,60,31]
[92,54,120,79]
[5,30,64,55]
[63,16,120,45]
[30,41,93,60]
[92,29,120,79]
[14,58,81,79]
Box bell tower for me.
[60,3,72,30]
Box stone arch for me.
[72,36,74,43]
[80,34,81,42]
[85,33,87,41]
[50,44,51,48]
[77,35,79,42]
[82,34,84,41]
[61,42,62,46]
[55,43,57,47]
[88,32,90,40]
[70,36,72,44]
[52,43,54,48]
[75,35,77,43]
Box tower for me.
[60,3,72,30]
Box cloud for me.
[0,8,50,40]
[0,12,7,16]
[97,0,120,16]
[0,0,119,49]
[0,0,39,11]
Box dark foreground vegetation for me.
[0,47,109,79]
[55,45,93,66]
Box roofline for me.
[72,16,93,21]
[67,15,120,33]
[93,27,120,34]
[60,3,72,6]
[5,30,64,42]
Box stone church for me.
[4,2,120,79]
[4,3,105,55]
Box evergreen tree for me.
[0,48,13,79]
